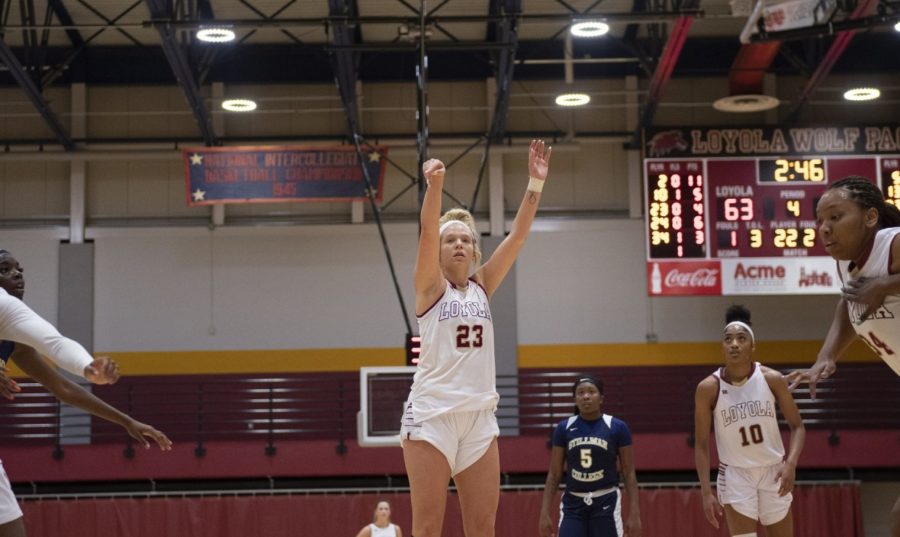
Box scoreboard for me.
[644,125,900,296]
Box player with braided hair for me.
[786,175,900,536]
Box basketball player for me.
[354,500,403,537]
[0,249,172,537]
[785,176,900,536]
[538,376,641,537]
[694,305,805,537]
[401,139,551,537]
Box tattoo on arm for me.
[528,191,537,204]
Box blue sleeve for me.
[612,417,633,447]
[551,419,568,448]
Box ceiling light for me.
[570,21,610,37]
[843,87,880,101]
[196,27,235,43]
[895,21,900,32]
[713,94,780,113]
[222,99,257,112]
[555,93,591,107]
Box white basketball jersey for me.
[712,363,785,468]
[408,279,497,422]
[838,227,900,376]
[370,523,397,537]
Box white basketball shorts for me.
[0,461,23,525]
[400,404,499,476]
[717,462,792,526]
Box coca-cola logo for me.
[664,268,719,288]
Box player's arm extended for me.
[539,445,565,537]
[0,291,92,378]
[414,159,447,313]
[787,298,856,397]
[11,344,172,451]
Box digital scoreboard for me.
[644,126,900,296]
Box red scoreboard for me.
[644,126,900,296]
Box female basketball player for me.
[401,140,551,537]
[0,249,172,537]
[354,500,403,537]
[785,176,900,536]
[694,305,805,537]
[538,376,641,537]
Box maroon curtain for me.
[21,484,863,537]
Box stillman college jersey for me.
[408,279,497,422]
[712,363,784,468]
[838,227,900,376]
[552,414,632,492]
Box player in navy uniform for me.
[539,376,641,537]
[0,249,171,537]
[786,176,900,537]
[695,305,804,537]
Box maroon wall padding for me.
[3,429,898,483]
[20,484,863,537]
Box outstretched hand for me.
[785,358,835,399]
[528,139,552,181]
[125,419,173,451]
[84,356,120,385]
[0,363,21,400]
[423,158,446,186]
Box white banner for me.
[720,257,841,295]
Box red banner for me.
[648,260,722,296]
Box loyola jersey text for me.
[712,363,785,468]
[407,279,498,422]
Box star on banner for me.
[367,151,381,163]
[189,153,204,166]
[192,188,206,202]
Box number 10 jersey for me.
[712,363,785,468]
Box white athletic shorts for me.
[400,404,499,477]
[0,461,23,525]
[717,462,792,526]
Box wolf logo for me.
[647,130,689,157]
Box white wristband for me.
[528,176,545,193]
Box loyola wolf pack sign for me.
[644,125,900,158]
[183,146,388,206]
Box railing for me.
[1,364,897,454]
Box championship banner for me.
[182,146,388,206]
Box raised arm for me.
[478,140,552,297]
[414,158,447,314]
[693,377,723,529]
[539,445,565,537]
[11,344,172,450]
[765,368,805,497]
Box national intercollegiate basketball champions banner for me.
[182,146,388,206]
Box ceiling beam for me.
[144,0,217,146]
[328,0,361,135]
[782,0,880,121]
[0,38,73,149]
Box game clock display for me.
[646,156,899,260]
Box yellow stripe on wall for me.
[518,340,879,368]
[4,340,880,377]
